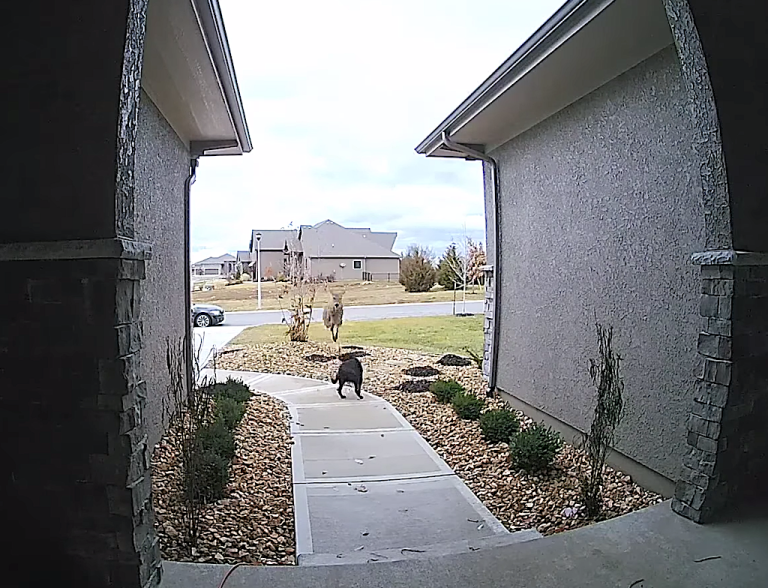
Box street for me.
[220,299,484,327]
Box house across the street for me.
[243,220,400,281]
[191,253,237,277]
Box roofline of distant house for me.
[192,0,252,153]
[415,0,604,156]
[306,254,400,259]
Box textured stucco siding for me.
[135,91,189,450]
[489,47,704,481]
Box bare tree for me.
[279,247,315,341]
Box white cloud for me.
[191,0,565,256]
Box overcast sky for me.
[191,0,564,263]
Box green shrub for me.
[215,397,247,430]
[399,245,437,292]
[196,420,236,461]
[186,449,230,504]
[212,377,251,404]
[510,423,563,472]
[479,409,520,443]
[430,379,465,404]
[451,392,485,420]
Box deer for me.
[322,290,344,354]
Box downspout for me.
[440,131,501,396]
[184,156,200,397]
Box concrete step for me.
[298,528,543,566]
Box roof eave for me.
[192,0,252,154]
[415,0,593,156]
[415,0,673,157]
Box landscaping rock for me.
[152,392,295,566]
[403,366,441,377]
[437,353,473,367]
[393,379,432,394]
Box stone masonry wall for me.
[0,254,161,587]
[482,266,494,381]
[673,261,768,522]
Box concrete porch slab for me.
[299,528,543,566]
[160,502,768,588]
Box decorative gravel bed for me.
[215,341,663,537]
[152,392,296,566]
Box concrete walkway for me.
[204,369,540,566]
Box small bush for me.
[510,423,563,472]
[212,378,251,404]
[480,409,520,443]
[430,379,465,403]
[196,420,236,461]
[465,348,483,370]
[452,392,485,420]
[187,449,229,504]
[215,397,247,430]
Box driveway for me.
[221,300,484,327]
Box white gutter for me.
[439,132,501,395]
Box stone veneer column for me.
[481,265,495,381]
[673,250,768,522]
[0,239,161,587]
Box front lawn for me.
[192,279,483,312]
[231,314,484,356]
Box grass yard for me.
[231,314,484,356]
[192,279,483,312]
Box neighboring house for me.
[192,253,237,276]
[416,0,768,526]
[247,220,400,281]
[0,0,251,585]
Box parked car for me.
[191,303,225,327]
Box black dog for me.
[331,357,363,399]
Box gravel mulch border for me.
[152,392,296,566]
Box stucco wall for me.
[489,46,704,481]
[309,257,399,281]
[135,91,189,450]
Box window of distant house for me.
[353,260,362,270]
